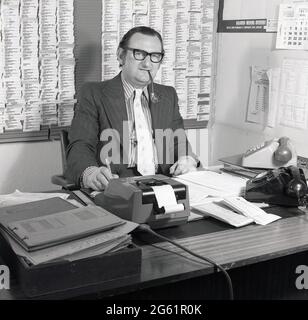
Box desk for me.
[1,207,308,300]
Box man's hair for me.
[118,26,163,51]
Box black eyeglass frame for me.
[125,47,165,63]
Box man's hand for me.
[169,156,198,176]
[83,166,119,191]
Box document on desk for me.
[221,197,281,225]
[175,171,248,204]
[192,196,281,227]
[193,202,254,227]
[2,220,138,265]
[0,189,70,208]
[62,234,132,262]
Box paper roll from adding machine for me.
[93,175,190,229]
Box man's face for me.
[118,33,163,88]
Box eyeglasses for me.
[125,47,164,63]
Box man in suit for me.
[65,26,199,190]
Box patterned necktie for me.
[133,89,155,176]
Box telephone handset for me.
[286,166,308,199]
[274,137,292,163]
[242,137,297,169]
[245,165,308,206]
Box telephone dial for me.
[245,165,308,206]
[242,137,297,169]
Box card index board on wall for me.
[101,0,218,129]
[0,0,218,144]
[0,0,75,143]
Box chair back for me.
[60,130,69,173]
[51,129,78,190]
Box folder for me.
[0,197,124,252]
[0,197,77,225]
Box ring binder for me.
[0,197,124,252]
[3,206,124,252]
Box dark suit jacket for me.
[65,73,194,185]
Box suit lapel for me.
[103,73,128,148]
[149,83,168,131]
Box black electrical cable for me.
[138,224,234,300]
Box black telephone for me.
[245,166,308,206]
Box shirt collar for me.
[121,72,149,101]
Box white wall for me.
[211,32,274,164]
[0,141,62,194]
[187,128,209,167]
[0,129,208,194]
[211,17,308,165]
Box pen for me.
[105,158,112,173]
[105,158,119,179]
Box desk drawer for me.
[0,232,141,298]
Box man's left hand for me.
[169,156,198,176]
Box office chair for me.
[51,130,78,190]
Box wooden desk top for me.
[139,214,308,287]
[1,210,308,299]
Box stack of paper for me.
[0,189,70,208]
[191,196,281,228]
[0,197,138,265]
[1,219,137,265]
[219,155,264,178]
[175,170,248,205]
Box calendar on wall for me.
[276,3,308,50]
